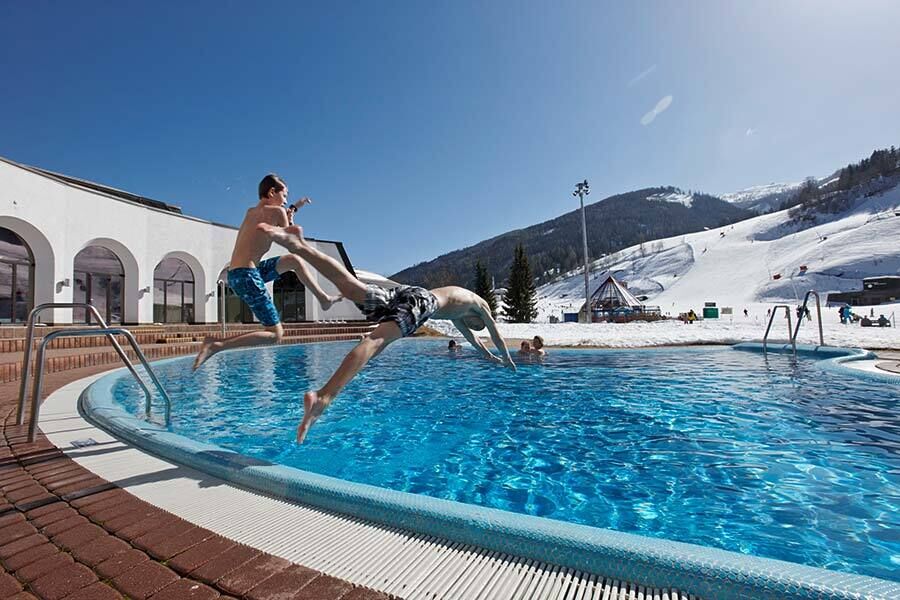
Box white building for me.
[0,156,369,325]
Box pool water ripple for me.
[109,341,900,581]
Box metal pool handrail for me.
[25,327,172,442]
[17,302,154,425]
[762,304,795,354]
[791,290,825,347]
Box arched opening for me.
[273,271,306,322]
[0,227,34,324]
[73,246,124,324]
[153,258,195,323]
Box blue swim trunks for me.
[227,257,282,326]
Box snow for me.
[426,179,900,351]
[646,191,693,208]
[427,308,900,350]
[721,182,801,214]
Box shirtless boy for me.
[192,174,341,370]
[257,222,517,443]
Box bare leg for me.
[277,254,342,310]
[258,224,367,304]
[298,321,402,443]
[193,323,283,371]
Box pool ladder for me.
[762,290,825,353]
[17,303,172,443]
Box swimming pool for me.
[84,341,900,595]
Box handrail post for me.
[790,290,825,347]
[218,279,226,336]
[25,327,172,442]
[763,304,794,354]
[18,303,151,425]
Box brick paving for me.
[1,324,393,600]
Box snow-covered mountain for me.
[536,179,900,321]
[721,182,802,214]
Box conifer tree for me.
[473,260,497,318]
[502,244,538,323]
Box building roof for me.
[583,274,643,311]
[28,163,183,214]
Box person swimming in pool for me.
[257,222,517,443]
[192,174,341,371]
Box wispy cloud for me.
[627,64,657,87]
[640,95,673,126]
[745,128,756,137]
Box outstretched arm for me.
[478,306,516,371]
[286,197,311,226]
[452,319,502,365]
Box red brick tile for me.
[293,574,353,599]
[111,560,179,600]
[5,485,46,503]
[243,564,319,600]
[29,561,98,600]
[148,578,220,600]
[0,532,46,560]
[216,553,291,596]
[32,465,85,484]
[6,592,39,600]
[15,551,74,583]
[54,477,110,497]
[0,520,36,546]
[74,490,133,516]
[2,478,37,493]
[69,487,127,509]
[71,534,131,567]
[116,512,180,541]
[0,571,24,597]
[143,526,213,561]
[1,541,57,571]
[95,548,150,580]
[41,472,96,491]
[14,490,59,510]
[24,500,67,519]
[39,514,89,537]
[167,536,236,575]
[29,505,78,528]
[60,581,124,600]
[103,507,167,534]
[132,518,196,553]
[189,544,261,584]
[0,510,25,528]
[85,498,149,523]
[51,521,106,550]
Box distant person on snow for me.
[257,223,516,443]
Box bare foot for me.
[192,337,217,371]
[257,223,308,253]
[297,390,332,443]
[319,294,343,311]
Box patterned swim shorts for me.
[227,257,282,326]
[355,285,439,337]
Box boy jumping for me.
[193,174,341,370]
[258,223,517,443]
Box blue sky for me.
[3,1,899,275]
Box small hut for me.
[579,275,661,322]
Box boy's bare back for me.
[230,204,289,269]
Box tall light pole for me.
[573,180,591,323]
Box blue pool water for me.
[109,341,900,581]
